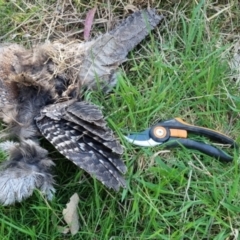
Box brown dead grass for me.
[1,0,239,49]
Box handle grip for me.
[159,118,237,147]
[165,138,233,162]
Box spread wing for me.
[36,101,127,191]
[79,9,164,92]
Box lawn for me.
[0,0,240,239]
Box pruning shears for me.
[124,118,237,162]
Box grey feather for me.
[0,140,55,205]
[0,9,163,204]
[68,102,106,124]
[35,100,126,190]
[79,9,164,92]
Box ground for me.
[0,0,240,239]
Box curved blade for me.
[124,129,160,147]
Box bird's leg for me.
[0,139,55,205]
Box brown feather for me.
[0,9,163,204]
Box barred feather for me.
[36,100,126,190]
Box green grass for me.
[1,0,240,239]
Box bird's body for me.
[0,9,163,205]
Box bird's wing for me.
[35,100,127,191]
[79,9,164,91]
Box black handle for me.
[159,118,237,147]
[165,138,233,162]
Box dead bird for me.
[0,9,163,205]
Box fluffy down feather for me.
[0,9,163,204]
[0,140,55,205]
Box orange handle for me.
[170,129,187,138]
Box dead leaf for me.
[62,193,80,236]
[84,7,97,41]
